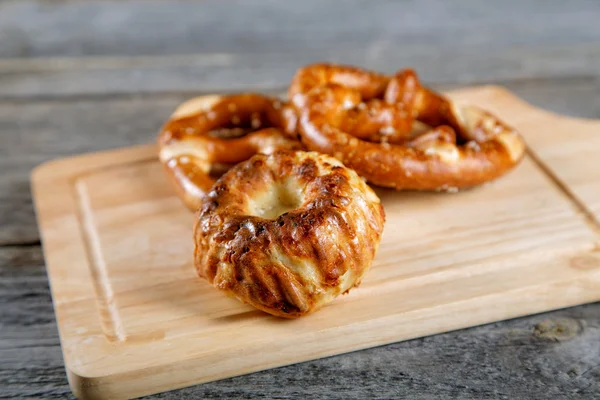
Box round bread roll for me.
[193,150,385,318]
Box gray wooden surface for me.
[1,1,599,399]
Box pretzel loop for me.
[290,63,526,191]
[158,94,303,210]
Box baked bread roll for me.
[193,150,385,318]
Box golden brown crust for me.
[193,150,385,318]
[290,63,526,191]
[157,93,303,211]
[289,62,390,108]
[159,63,525,320]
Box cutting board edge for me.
[29,84,600,400]
[31,143,158,185]
[63,272,600,400]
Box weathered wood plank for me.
[0,0,599,98]
[0,246,73,399]
[1,246,599,399]
[2,1,599,397]
[2,45,600,99]
[1,0,599,58]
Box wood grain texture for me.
[0,247,74,399]
[2,0,600,398]
[2,46,600,99]
[2,248,598,400]
[1,0,600,98]
[1,0,598,58]
[451,84,600,228]
[29,87,600,399]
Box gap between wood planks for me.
[0,239,41,248]
[0,74,597,104]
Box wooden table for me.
[1,1,599,398]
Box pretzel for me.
[194,150,385,318]
[289,63,526,191]
[158,94,303,211]
[289,63,415,144]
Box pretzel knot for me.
[158,94,303,211]
[289,63,526,191]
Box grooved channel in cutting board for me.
[72,154,598,344]
[75,180,126,342]
[447,86,600,236]
[526,148,600,235]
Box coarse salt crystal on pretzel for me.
[157,93,303,211]
[289,63,526,191]
[193,150,385,318]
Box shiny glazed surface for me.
[158,93,302,211]
[193,150,386,318]
[289,63,526,191]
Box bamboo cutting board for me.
[31,86,600,399]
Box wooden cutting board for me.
[31,86,600,400]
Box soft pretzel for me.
[289,63,414,144]
[290,63,526,191]
[158,94,303,211]
[194,150,385,318]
